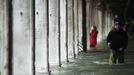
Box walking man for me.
[107,22,128,64]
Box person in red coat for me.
[89,25,98,50]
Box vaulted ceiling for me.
[100,0,134,21]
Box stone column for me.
[49,0,59,65]
[35,0,48,73]
[78,0,83,51]
[74,0,79,54]
[107,10,111,32]
[60,0,67,61]
[0,0,4,73]
[67,0,74,58]
[12,0,33,74]
[0,0,9,74]
[101,10,106,39]
[86,0,90,50]
[104,10,109,36]
[97,9,103,42]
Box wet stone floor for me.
[37,37,134,75]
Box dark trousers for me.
[109,50,124,64]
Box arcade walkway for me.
[39,37,134,75]
[1,0,134,75]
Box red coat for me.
[90,30,98,46]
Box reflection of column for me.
[35,0,49,73]
[0,0,10,74]
[13,0,33,74]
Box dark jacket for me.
[107,28,128,51]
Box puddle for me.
[92,61,109,65]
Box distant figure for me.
[107,22,128,64]
[89,25,98,51]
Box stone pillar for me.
[107,10,111,32]
[97,9,103,42]
[0,0,4,73]
[60,0,67,61]
[67,0,74,58]
[74,0,79,54]
[78,0,83,51]
[12,0,33,74]
[101,10,106,40]
[103,10,107,38]
[0,0,9,74]
[110,12,114,29]
[86,0,90,50]
[49,0,59,65]
[106,4,112,33]
[89,0,93,28]
[105,10,109,36]
[35,0,48,73]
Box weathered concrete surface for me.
[60,0,67,61]
[103,10,114,39]
[12,0,33,74]
[86,0,91,50]
[106,10,113,33]
[35,0,48,73]
[101,10,106,40]
[103,10,109,38]
[0,0,4,72]
[97,10,103,42]
[0,0,9,75]
[67,0,75,58]
[49,0,59,65]
[74,0,79,54]
[78,0,83,51]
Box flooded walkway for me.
[38,37,134,75]
[37,36,134,75]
